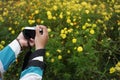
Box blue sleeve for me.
[20,49,45,80]
[0,46,15,71]
[0,40,21,73]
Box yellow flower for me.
[72,38,77,43]
[48,28,51,32]
[0,44,4,50]
[47,11,52,19]
[8,27,12,31]
[11,30,15,34]
[3,11,8,16]
[102,12,107,16]
[92,4,97,9]
[87,19,91,22]
[85,10,89,14]
[70,23,73,26]
[82,26,86,30]
[46,52,50,57]
[77,46,83,52]
[90,29,95,34]
[67,50,71,54]
[61,29,64,34]
[0,15,4,22]
[85,23,91,27]
[59,12,63,19]
[29,15,33,20]
[52,16,56,20]
[97,19,103,23]
[28,20,35,25]
[41,20,44,24]
[31,13,35,16]
[73,22,77,26]
[109,67,116,74]
[51,58,55,63]
[64,30,68,34]
[115,67,120,72]
[21,27,25,31]
[1,41,5,45]
[104,16,109,21]
[64,28,67,30]
[60,33,66,39]
[81,2,87,6]
[117,20,120,25]
[48,15,52,19]
[50,34,54,38]
[112,0,115,3]
[58,55,62,60]
[47,11,52,15]
[53,5,58,11]
[116,62,120,67]
[74,47,77,50]
[66,11,71,15]
[56,49,62,53]
[92,24,97,28]
[14,21,19,25]
[35,10,39,14]
[68,28,73,33]
[67,18,71,23]
[36,19,41,23]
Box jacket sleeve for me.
[0,40,21,73]
[20,49,45,80]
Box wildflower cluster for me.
[0,40,5,50]
[110,62,120,75]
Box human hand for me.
[17,32,35,48]
[35,25,48,50]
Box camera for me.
[22,27,43,39]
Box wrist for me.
[35,46,45,50]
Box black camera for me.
[23,27,43,39]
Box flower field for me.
[0,0,120,80]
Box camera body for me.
[23,27,43,39]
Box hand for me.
[17,32,35,48]
[35,25,48,50]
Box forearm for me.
[20,49,45,80]
[0,39,21,73]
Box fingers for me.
[35,25,40,37]
[29,38,35,46]
[36,25,48,36]
[29,38,35,43]
[39,25,48,35]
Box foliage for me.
[0,0,120,80]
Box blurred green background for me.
[0,0,120,80]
